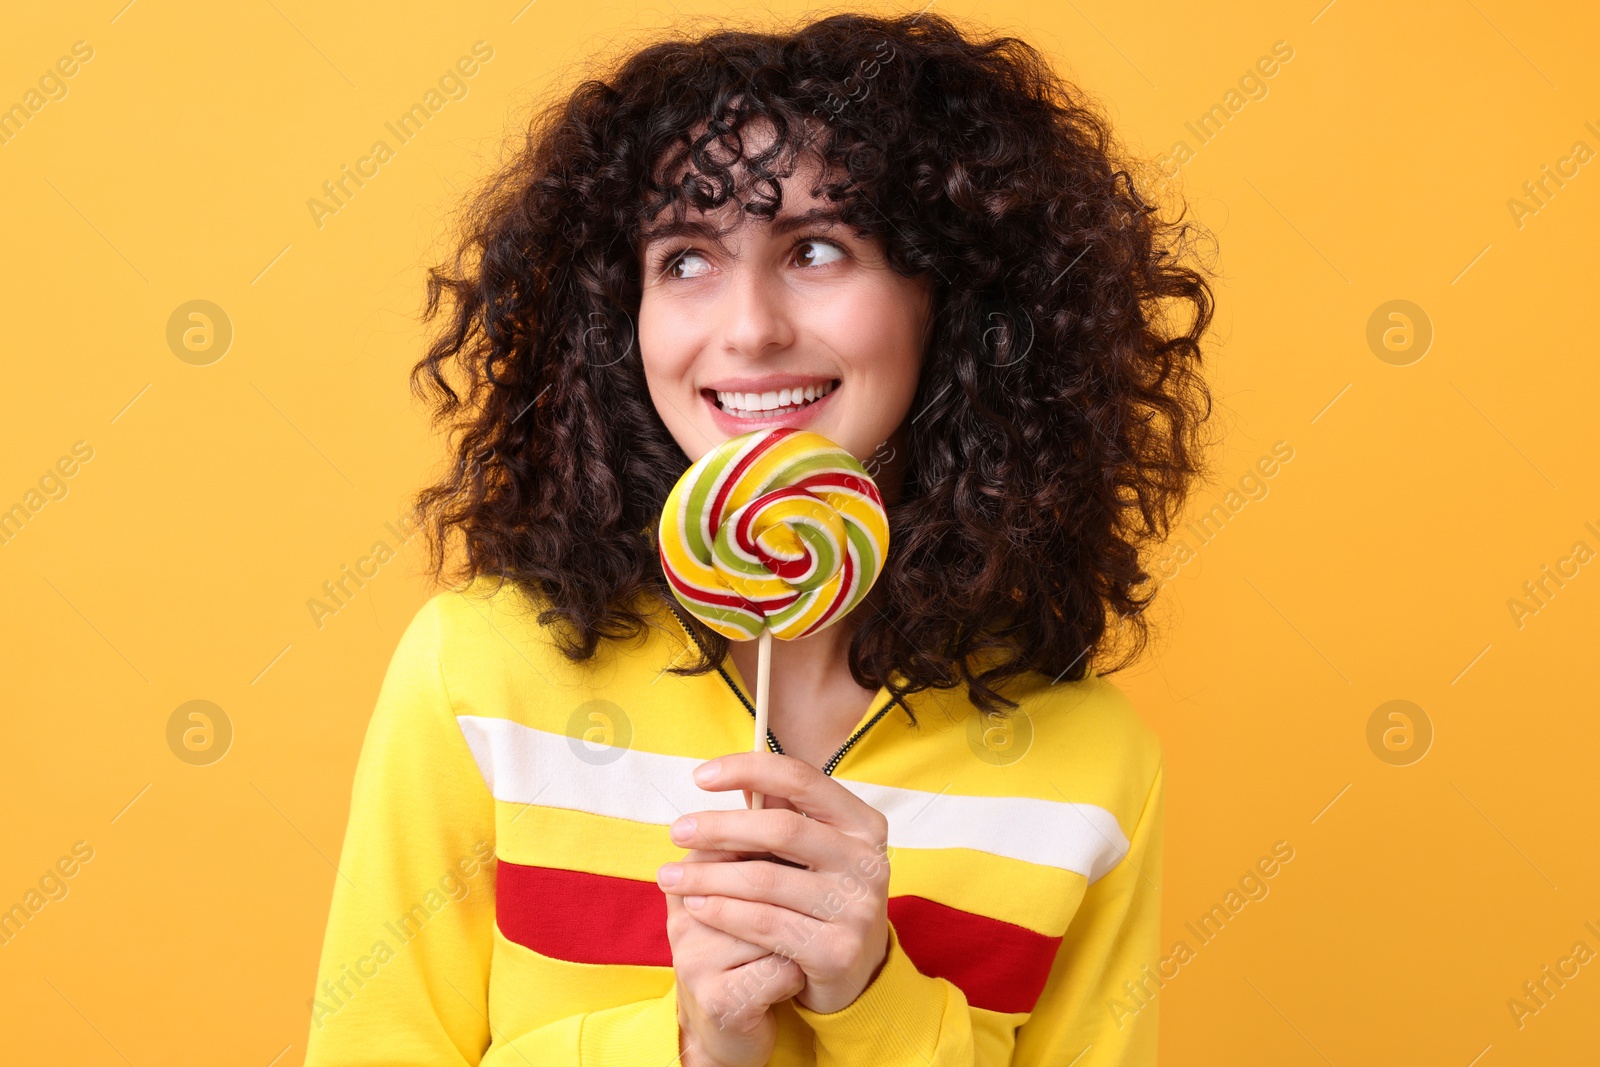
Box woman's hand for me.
[666,847,805,1067]
[658,753,892,1015]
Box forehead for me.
[638,113,840,246]
[637,176,839,250]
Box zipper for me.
[663,599,901,777]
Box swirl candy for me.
[658,427,890,642]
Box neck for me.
[728,611,862,698]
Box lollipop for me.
[659,427,890,806]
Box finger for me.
[672,807,843,870]
[681,845,770,864]
[665,889,770,967]
[700,953,805,1031]
[744,789,802,815]
[686,846,806,871]
[678,844,800,876]
[691,953,806,1036]
[694,753,889,840]
[659,858,835,917]
[686,894,834,969]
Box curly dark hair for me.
[409,10,1217,714]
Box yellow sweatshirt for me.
[303,576,1164,1066]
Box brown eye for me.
[794,240,845,268]
[666,251,712,280]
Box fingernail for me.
[657,863,682,887]
[685,895,706,909]
[670,816,696,842]
[693,761,720,785]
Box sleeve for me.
[792,919,978,1064]
[303,596,687,1066]
[1011,760,1166,1066]
[303,595,498,1066]
[792,761,1166,1067]
[477,989,681,1066]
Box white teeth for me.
[713,380,836,416]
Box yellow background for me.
[2,1,1596,1063]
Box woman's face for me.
[636,153,933,466]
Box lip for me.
[703,378,840,434]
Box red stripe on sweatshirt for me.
[498,862,671,966]
[495,861,1062,1014]
[887,894,1063,1015]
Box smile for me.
[709,380,839,420]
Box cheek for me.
[637,295,698,386]
[818,281,926,383]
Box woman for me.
[304,11,1214,1066]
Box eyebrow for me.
[769,205,848,236]
[638,205,850,254]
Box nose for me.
[716,260,795,359]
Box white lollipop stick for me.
[751,629,772,810]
